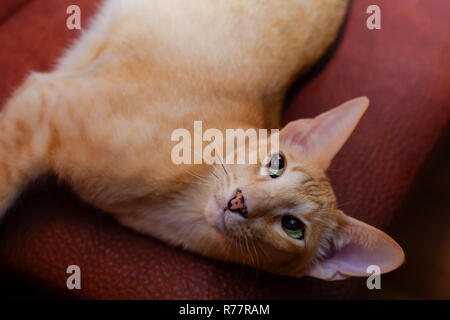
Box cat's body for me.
[0,0,404,280]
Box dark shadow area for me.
[0,271,57,299]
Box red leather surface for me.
[0,0,31,23]
[0,0,449,299]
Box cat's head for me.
[204,97,405,280]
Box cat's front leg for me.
[0,75,55,218]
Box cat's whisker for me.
[202,122,229,176]
[223,238,235,262]
[203,163,219,180]
[248,242,262,292]
[188,173,212,185]
[190,127,225,179]
[252,242,262,272]
[243,237,250,263]
[219,157,229,176]
[212,148,229,177]
[178,165,214,186]
[251,242,260,272]
[213,165,226,181]
[190,181,213,187]
[244,237,256,268]
[237,237,244,257]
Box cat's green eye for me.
[282,216,304,240]
[268,153,285,178]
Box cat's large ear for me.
[280,97,369,170]
[306,212,405,281]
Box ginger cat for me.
[0,0,404,280]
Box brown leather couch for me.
[0,0,448,299]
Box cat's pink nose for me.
[227,189,248,218]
